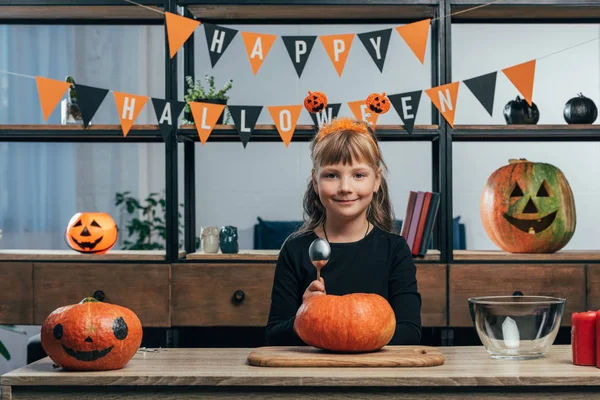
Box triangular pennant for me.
[113,92,149,137]
[388,90,423,134]
[267,105,303,147]
[357,28,392,72]
[425,82,460,128]
[35,76,71,122]
[203,23,238,68]
[502,60,536,106]
[241,31,278,75]
[395,19,431,64]
[463,72,497,117]
[348,99,379,127]
[165,11,201,59]
[281,36,317,78]
[319,33,355,77]
[189,101,226,145]
[309,103,341,129]
[151,98,186,141]
[227,105,263,148]
[74,84,109,128]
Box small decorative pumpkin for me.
[40,296,142,371]
[304,91,328,114]
[564,93,598,124]
[503,96,540,125]
[480,158,576,253]
[294,293,396,353]
[65,212,117,254]
[366,92,391,114]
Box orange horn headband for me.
[315,117,379,151]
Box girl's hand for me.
[302,277,326,302]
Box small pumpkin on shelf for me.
[294,293,395,353]
[40,295,143,371]
[503,96,540,125]
[366,92,391,114]
[304,91,328,114]
[563,93,598,124]
[65,212,118,254]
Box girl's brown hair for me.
[291,117,397,239]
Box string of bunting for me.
[2,0,598,147]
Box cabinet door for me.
[0,262,33,324]
[417,264,447,327]
[33,263,170,327]
[449,264,585,327]
[586,265,600,311]
[172,263,447,327]
[172,263,275,326]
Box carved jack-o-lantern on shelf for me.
[40,296,142,371]
[65,212,118,254]
[480,158,576,253]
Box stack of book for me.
[400,191,440,257]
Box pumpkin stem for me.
[508,158,529,164]
[80,297,99,304]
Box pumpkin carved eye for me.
[537,181,550,197]
[53,324,63,340]
[510,183,524,197]
[90,220,101,228]
[73,220,82,227]
[113,317,128,340]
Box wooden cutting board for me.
[247,345,445,367]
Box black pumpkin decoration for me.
[563,93,598,124]
[503,96,540,125]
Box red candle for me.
[571,311,596,366]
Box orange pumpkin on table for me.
[65,212,118,254]
[41,296,142,371]
[294,293,396,353]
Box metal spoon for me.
[309,238,331,281]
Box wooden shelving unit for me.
[451,0,600,21]
[0,125,163,142]
[453,250,600,262]
[0,1,164,21]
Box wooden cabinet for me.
[171,263,447,328]
[586,265,600,311]
[449,264,586,327]
[0,262,33,324]
[32,263,171,327]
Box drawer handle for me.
[513,291,523,296]
[232,290,245,304]
[93,290,106,302]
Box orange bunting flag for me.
[189,102,226,145]
[35,76,71,121]
[348,99,379,127]
[502,60,536,106]
[113,92,149,137]
[395,19,431,64]
[241,32,277,75]
[320,33,355,77]
[267,105,303,147]
[165,11,201,59]
[425,82,460,128]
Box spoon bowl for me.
[309,238,331,280]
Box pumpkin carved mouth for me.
[502,210,558,234]
[71,236,103,250]
[61,344,114,362]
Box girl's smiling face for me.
[313,158,381,221]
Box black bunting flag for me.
[357,28,393,72]
[388,90,423,134]
[463,71,497,117]
[228,105,263,148]
[281,36,317,78]
[74,84,109,128]
[151,98,186,141]
[203,23,238,68]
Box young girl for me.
[265,116,422,346]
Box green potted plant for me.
[115,191,199,250]
[61,76,83,125]
[0,325,28,362]
[183,75,233,125]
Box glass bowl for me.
[468,295,566,360]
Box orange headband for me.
[315,117,379,150]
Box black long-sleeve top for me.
[265,225,422,346]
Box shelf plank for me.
[453,250,600,261]
[186,249,441,262]
[186,2,438,22]
[455,125,600,130]
[452,125,600,141]
[0,125,163,142]
[0,4,164,21]
[0,250,185,261]
[451,1,600,20]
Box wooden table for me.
[2,345,599,399]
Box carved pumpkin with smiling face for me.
[480,159,576,253]
[40,297,142,371]
[65,212,117,254]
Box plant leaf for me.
[0,325,27,335]
[0,341,10,361]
